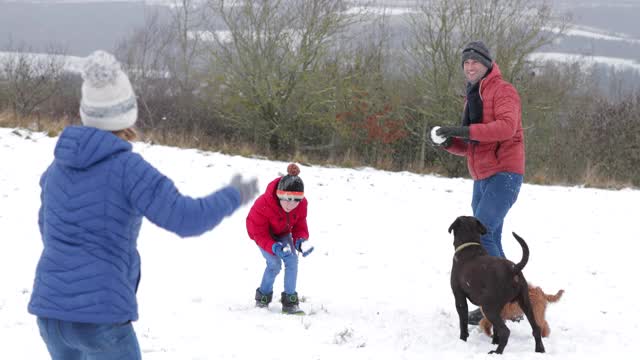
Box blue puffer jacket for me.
[28,126,241,324]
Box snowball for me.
[430,126,446,144]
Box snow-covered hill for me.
[0,127,637,359]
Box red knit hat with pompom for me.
[277,163,304,201]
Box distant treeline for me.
[0,0,638,188]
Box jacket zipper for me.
[285,212,296,252]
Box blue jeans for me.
[471,172,523,258]
[259,235,299,295]
[36,317,141,360]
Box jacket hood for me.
[265,177,284,209]
[54,126,132,169]
[481,62,503,88]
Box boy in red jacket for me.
[246,164,313,314]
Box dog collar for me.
[454,242,482,254]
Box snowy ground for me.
[0,127,637,359]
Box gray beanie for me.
[461,41,493,69]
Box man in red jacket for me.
[431,41,525,324]
[246,163,313,314]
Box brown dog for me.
[480,286,564,338]
[448,216,544,354]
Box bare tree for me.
[402,0,568,171]
[332,8,409,165]
[0,43,67,121]
[456,0,569,83]
[116,0,213,139]
[165,0,209,97]
[203,0,362,155]
[402,0,467,171]
[116,7,175,128]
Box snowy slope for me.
[0,127,637,359]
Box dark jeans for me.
[471,172,523,257]
[36,317,141,360]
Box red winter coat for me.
[246,177,309,254]
[445,62,525,180]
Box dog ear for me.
[475,218,487,235]
[448,218,460,234]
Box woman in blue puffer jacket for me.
[28,50,258,360]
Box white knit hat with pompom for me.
[79,50,137,131]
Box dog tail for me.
[546,289,564,303]
[511,232,530,273]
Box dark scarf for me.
[462,81,483,126]
[461,67,492,126]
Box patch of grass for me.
[0,111,72,136]
[2,111,636,190]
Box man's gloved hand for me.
[295,238,314,257]
[272,242,293,259]
[436,126,470,139]
[230,174,259,206]
[430,126,452,148]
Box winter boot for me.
[280,292,304,315]
[255,288,272,308]
[468,308,483,325]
